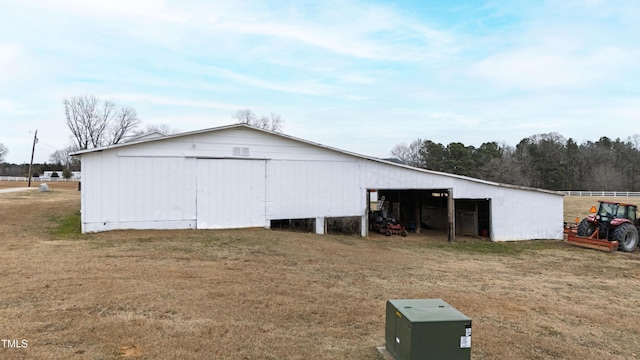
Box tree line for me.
[0,162,78,178]
[391,133,640,192]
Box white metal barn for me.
[72,124,564,241]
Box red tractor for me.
[568,201,639,252]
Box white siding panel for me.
[267,160,362,219]
[490,188,564,241]
[118,157,135,221]
[196,159,266,229]
[81,153,196,232]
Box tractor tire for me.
[577,218,596,237]
[385,230,391,236]
[401,230,407,237]
[613,223,638,252]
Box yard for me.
[1,184,639,359]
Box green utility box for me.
[385,299,472,360]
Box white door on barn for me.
[196,159,266,229]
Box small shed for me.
[71,124,564,241]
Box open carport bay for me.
[370,189,491,239]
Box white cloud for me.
[0,43,20,67]
[36,0,190,24]
[0,43,29,83]
[104,93,242,110]
[0,98,34,117]
[343,74,378,85]
[213,68,338,96]
[468,44,633,90]
[29,0,453,63]
[210,18,445,62]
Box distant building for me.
[40,171,81,180]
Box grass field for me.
[1,183,639,359]
[0,181,78,191]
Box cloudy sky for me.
[1,0,639,164]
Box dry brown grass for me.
[1,189,639,359]
[0,180,79,191]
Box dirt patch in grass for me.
[1,191,639,359]
[120,344,144,358]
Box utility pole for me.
[27,130,38,187]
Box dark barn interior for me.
[368,189,491,239]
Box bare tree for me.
[132,123,181,137]
[110,107,140,144]
[232,109,256,124]
[49,149,68,165]
[232,109,284,132]
[49,145,80,169]
[0,143,7,163]
[390,139,424,167]
[64,95,141,150]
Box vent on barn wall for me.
[232,146,250,156]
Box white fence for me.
[562,191,640,197]
[0,176,79,182]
